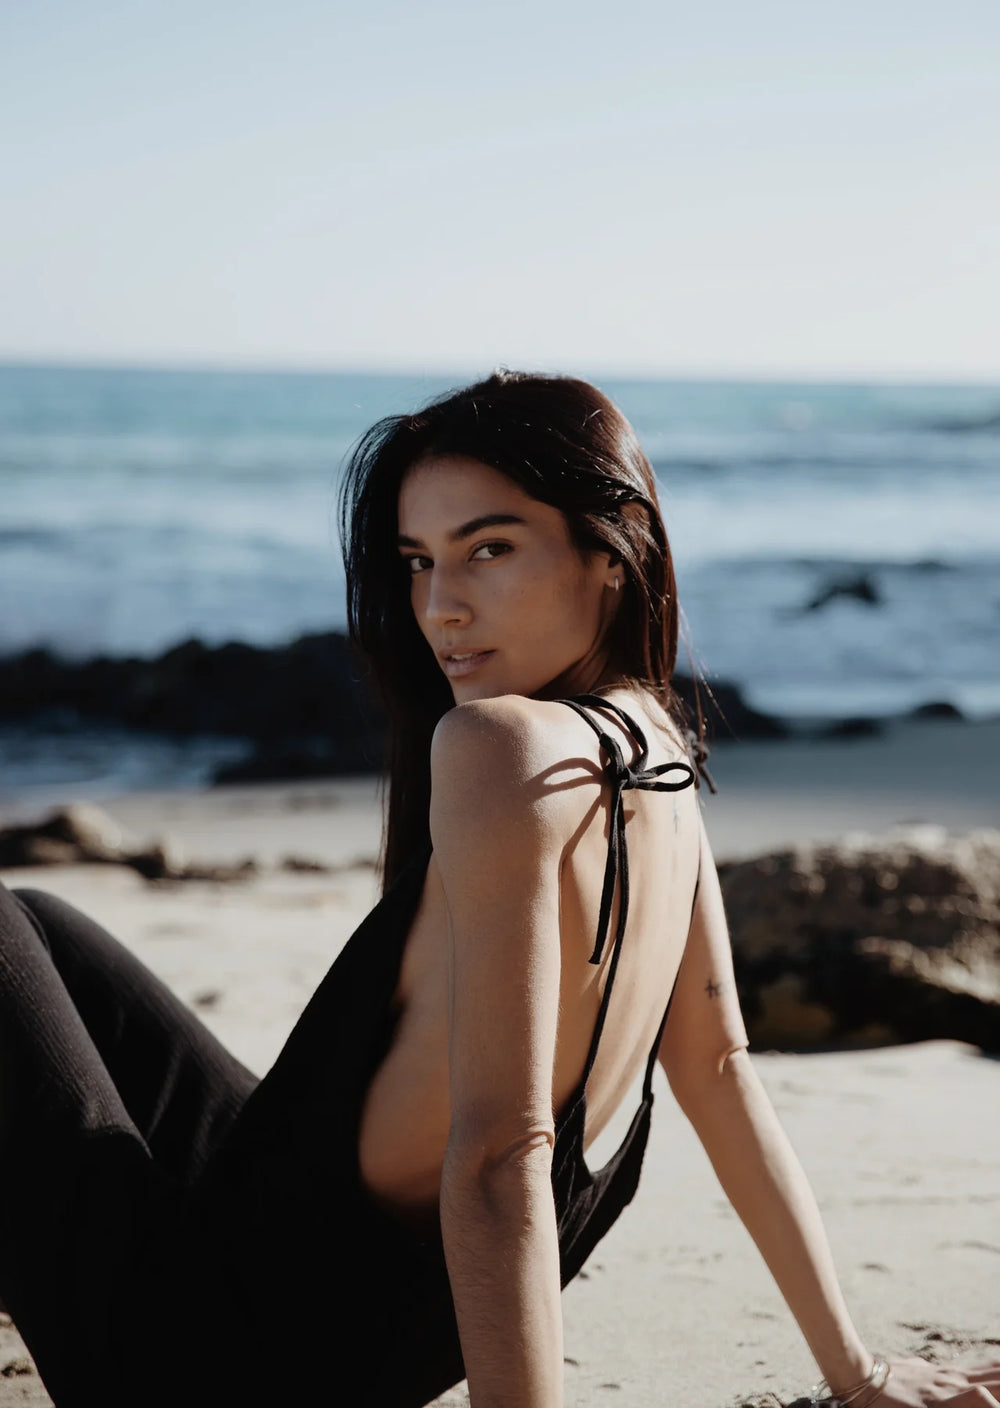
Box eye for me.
[402,554,432,575]
[470,541,512,562]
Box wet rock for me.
[0,633,387,765]
[670,675,787,741]
[719,826,1000,1051]
[817,717,883,739]
[911,701,964,720]
[804,572,881,612]
[213,734,378,783]
[0,632,790,777]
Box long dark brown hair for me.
[338,369,712,888]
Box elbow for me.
[441,1122,555,1211]
[664,1042,750,1117]
[444,1122,555,1181]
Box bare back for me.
[358,689,704,1214]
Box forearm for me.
[678,1049,871,1392]
[440,1137,564,1408]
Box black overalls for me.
[0,695,700,1406]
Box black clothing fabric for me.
[551,695,700,1282]
[0,696,700,1406]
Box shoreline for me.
[3,707,997,837]
[2,629,996,803]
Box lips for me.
[439,649,495,679]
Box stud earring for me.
[613,578,621,592]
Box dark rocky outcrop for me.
[671,674,787,741]
[719,826,1000,1051]
[910,700,964,721]
[804,572,881,612]
[0,634,386,782]
[816,716,883,740]
[0,633,787,786]
[0,634,384,755]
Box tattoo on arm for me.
[705,978,724,999]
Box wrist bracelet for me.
[851,1359,891,1408]
[811,1355,891,1408]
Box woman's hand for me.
[872,1357,1000,1408]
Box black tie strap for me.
[561,694,697,965]
[558,694,698,1091]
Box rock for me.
[125,840,185,880]
[670,675,787,741]
[910,701,964,720]
[818,717,883,739]
[0,633,389,767]
[281,855,334,874]
[0,804,125,867]
[0,808,256,884]
[718,826,1000,1051]
[0,632,791,776]
[804,572,881,612]
[213,735,379,784]
[40,802,124,853]
[10,836,83,867]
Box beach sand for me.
[1,712,998,1405]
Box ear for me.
[600,546,626,594]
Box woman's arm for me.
[660,818,871,1393]
[661,821,1000,1406]
[670,1049,872,1391]
[431,700,566,1408]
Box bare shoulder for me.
[429,695,578,849]
[431,693,544,779]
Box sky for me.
[2,0,998,381]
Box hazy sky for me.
[2,0,998,379]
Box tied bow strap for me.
[561,695,697,966]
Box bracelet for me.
[812,1355,891,1408]
[852,1359,891,1408]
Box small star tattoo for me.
[705,979,722,999]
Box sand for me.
[1,712,998,1405]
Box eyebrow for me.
[397,512,527,549]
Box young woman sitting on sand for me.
[0,371,997,1408]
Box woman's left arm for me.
[430,701,566,1408]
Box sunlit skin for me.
[355,453,1000,1408]
[396,453,621,703]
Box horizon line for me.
[1,353,999,392]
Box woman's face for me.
[397,454,619,703]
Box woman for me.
[0,370,995,1408]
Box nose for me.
[423,566,473,629]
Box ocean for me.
[3,363,999,795]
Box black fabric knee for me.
[9,887,257,1181]
[0,881,257,1405]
